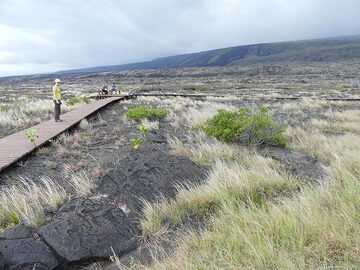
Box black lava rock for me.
[37,198,139,263]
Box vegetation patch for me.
[0,97,84,129]
[126,105,168,121]
[137,142,360,270]
[65,96,91,106]
[141,158,298,238]
[0,170,95,230]
[195,107,286,147]
[131,124,149,150]
[25,128,39,146]
[131,137,143,150]
[0,104,11,111]
[0,177,68,229]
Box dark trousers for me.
[54,100,61,120]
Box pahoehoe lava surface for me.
[97,144,206,213]
[0,143,206,269]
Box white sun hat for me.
[54,78,61,83]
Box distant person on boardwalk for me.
[53,79,62,122]
[111,83,116,94]
[101,85,108,95]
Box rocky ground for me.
[0,100,207,269]
[0,95,334,269]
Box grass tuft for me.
[0,177,68,228]
[141,155,297,239]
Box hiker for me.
[111,83,116,94]
[101,85,109,95]
[53,79,62,122]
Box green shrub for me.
[66,96,91,106]
[126,105,168,121]
[198,107,286,147]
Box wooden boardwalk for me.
[99,93,360,101]
[0,96,122,172]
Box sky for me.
[0,0,359,76]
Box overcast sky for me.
[0,0,359,76]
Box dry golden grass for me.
[286,126,332,163]
[0,97,82,128]
[205,95,240,102]
[65,167,97,196]
[0,177,68,228]
[43,160,57,170]
[310,110,360,134]
[140,157,296,239]
[141,119,159,131]
[182,102,236,127]
[79,118,92,130]
[92,165,108,179]
[282,98,328,112]
[0,166,98,229]
[144,177,359,269]
[169,134,242,165]
[59,131,91,146]
[326,109,360,122]
[111,98,360,270]
[36,147,50,156]
[141,144,359,269]
[286,126,360,164]
[125,128,360,270]
[56,145,71,157]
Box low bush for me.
[196,107,286,147]
[126,105,168,121]
[66,96,91,106]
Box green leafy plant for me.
[137,124,149,135]
[126,105,167,121]
[25,128,39,146]
[7,211,21,226]
[131,137,143,150]
[197,107,286,147]
[131,124,150,150]
[66,96,91,106]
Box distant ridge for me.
[55,35,360,75]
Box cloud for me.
[0,0,359,76]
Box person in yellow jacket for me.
[53,79,62,122]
